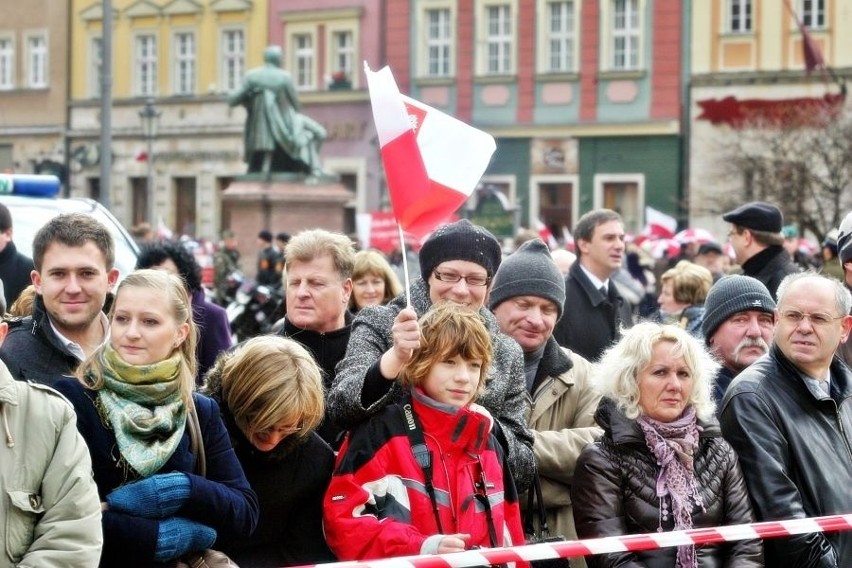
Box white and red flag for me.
[642,206,678,240]
[364,64,496,238]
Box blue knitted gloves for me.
[154,517,217,562]
[106,472,191,519]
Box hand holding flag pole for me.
[364,63,497,306]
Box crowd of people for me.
[0,198,850,567]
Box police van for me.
[0,174,139,278]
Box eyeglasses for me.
[779,309,846,327]
[257,422,303,438]
[433,270,491,287]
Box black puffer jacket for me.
[572,399,763,568]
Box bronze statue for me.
[229,46,327,176]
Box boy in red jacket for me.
[323,303,525,560]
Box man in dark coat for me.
[723,201,800,298]
[277,228,355,448]
[553,209,633,361]
[721,272,852,566]
[837,210,852,367]
[0,202,34,308]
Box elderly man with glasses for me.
[720,271,852,567]
[328,219,536,491]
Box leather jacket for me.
[573,399,762,568]
[721,344,852,567]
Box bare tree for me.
[705,98,852,242]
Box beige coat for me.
[525,338,602,553]
[0,364,102,567]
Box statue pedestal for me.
[222,176,353,278]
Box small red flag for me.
[800,24,825,74]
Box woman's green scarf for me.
[97,345,187,477]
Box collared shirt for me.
[579,263,609,294]
[49,312,110,361]
[802,370,832,400]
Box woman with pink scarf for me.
[571,322,763,567]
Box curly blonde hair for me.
[594,321,719,422]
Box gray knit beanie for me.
[419,219,502,279]
[702,275,775,343]
[838,210,852,265]
[488,238,566,320]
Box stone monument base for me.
[222,175,353,277]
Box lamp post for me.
[138,98,160,226]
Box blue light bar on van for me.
[0,174,61,197]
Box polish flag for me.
[535,219,558,250]
[643,206,678,240]
[365,64,496,238]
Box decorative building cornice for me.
[211,0,252,13]
[691,68,852,88]
[125,0,163,19]
[163,0,203,16]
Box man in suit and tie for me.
[553,209,633,361]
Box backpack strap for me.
[400,400,443,533]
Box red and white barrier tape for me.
[294,513,852,567]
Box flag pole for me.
[397,224,411,308]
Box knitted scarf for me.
[97,345,187,477]
[636,406,703,568]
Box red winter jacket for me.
[323,388,525,561]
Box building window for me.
[801,0,825,29]
[0,37,13,90]
[293,33,314,90]
[425,8,452,77]
[728,0,752,33]
[546,1,575,72]
[330,30,354,82]
[173,32,195,95]
[26,34,48,88]
[135,34,157,96]
[89,36,102,98]
[612,0,639,70]
[221,29,245,92]
[485,4,513,74]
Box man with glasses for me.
[722,201,799,298]
[720,272,852,566]
[329,219,536,491]
[701,275,776,412]
[552,208,633,361]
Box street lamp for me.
[138,98,161,225]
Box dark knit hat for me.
[258,230,273,243]
[838,210,852,265]
[488,238,566,320]
[419,219,502,279]
[697,242,723,256]
[722,201,783,233]
[702,275,775,343]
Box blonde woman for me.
[349,249,402,312]
[203,336,336,566]
[572,322,761,567]
[53,269,258,567]
[655,261,714,338]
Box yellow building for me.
[68,0,268,237]
[689,0,852,235]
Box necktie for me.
[600,285,607,297]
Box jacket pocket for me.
[6,490,45,562]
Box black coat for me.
[572,400,762,568]
[553,261,634,361]
[204,368,336,567]
[721,344,852,567]
[0,295,79,386]
[0,241,33,308]
[740,245,800,299]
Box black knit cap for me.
[419,219,502,279]
[489,238,566,320]
[701,275,775,343]
[838,210,852,265]
[722,201,783,233]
